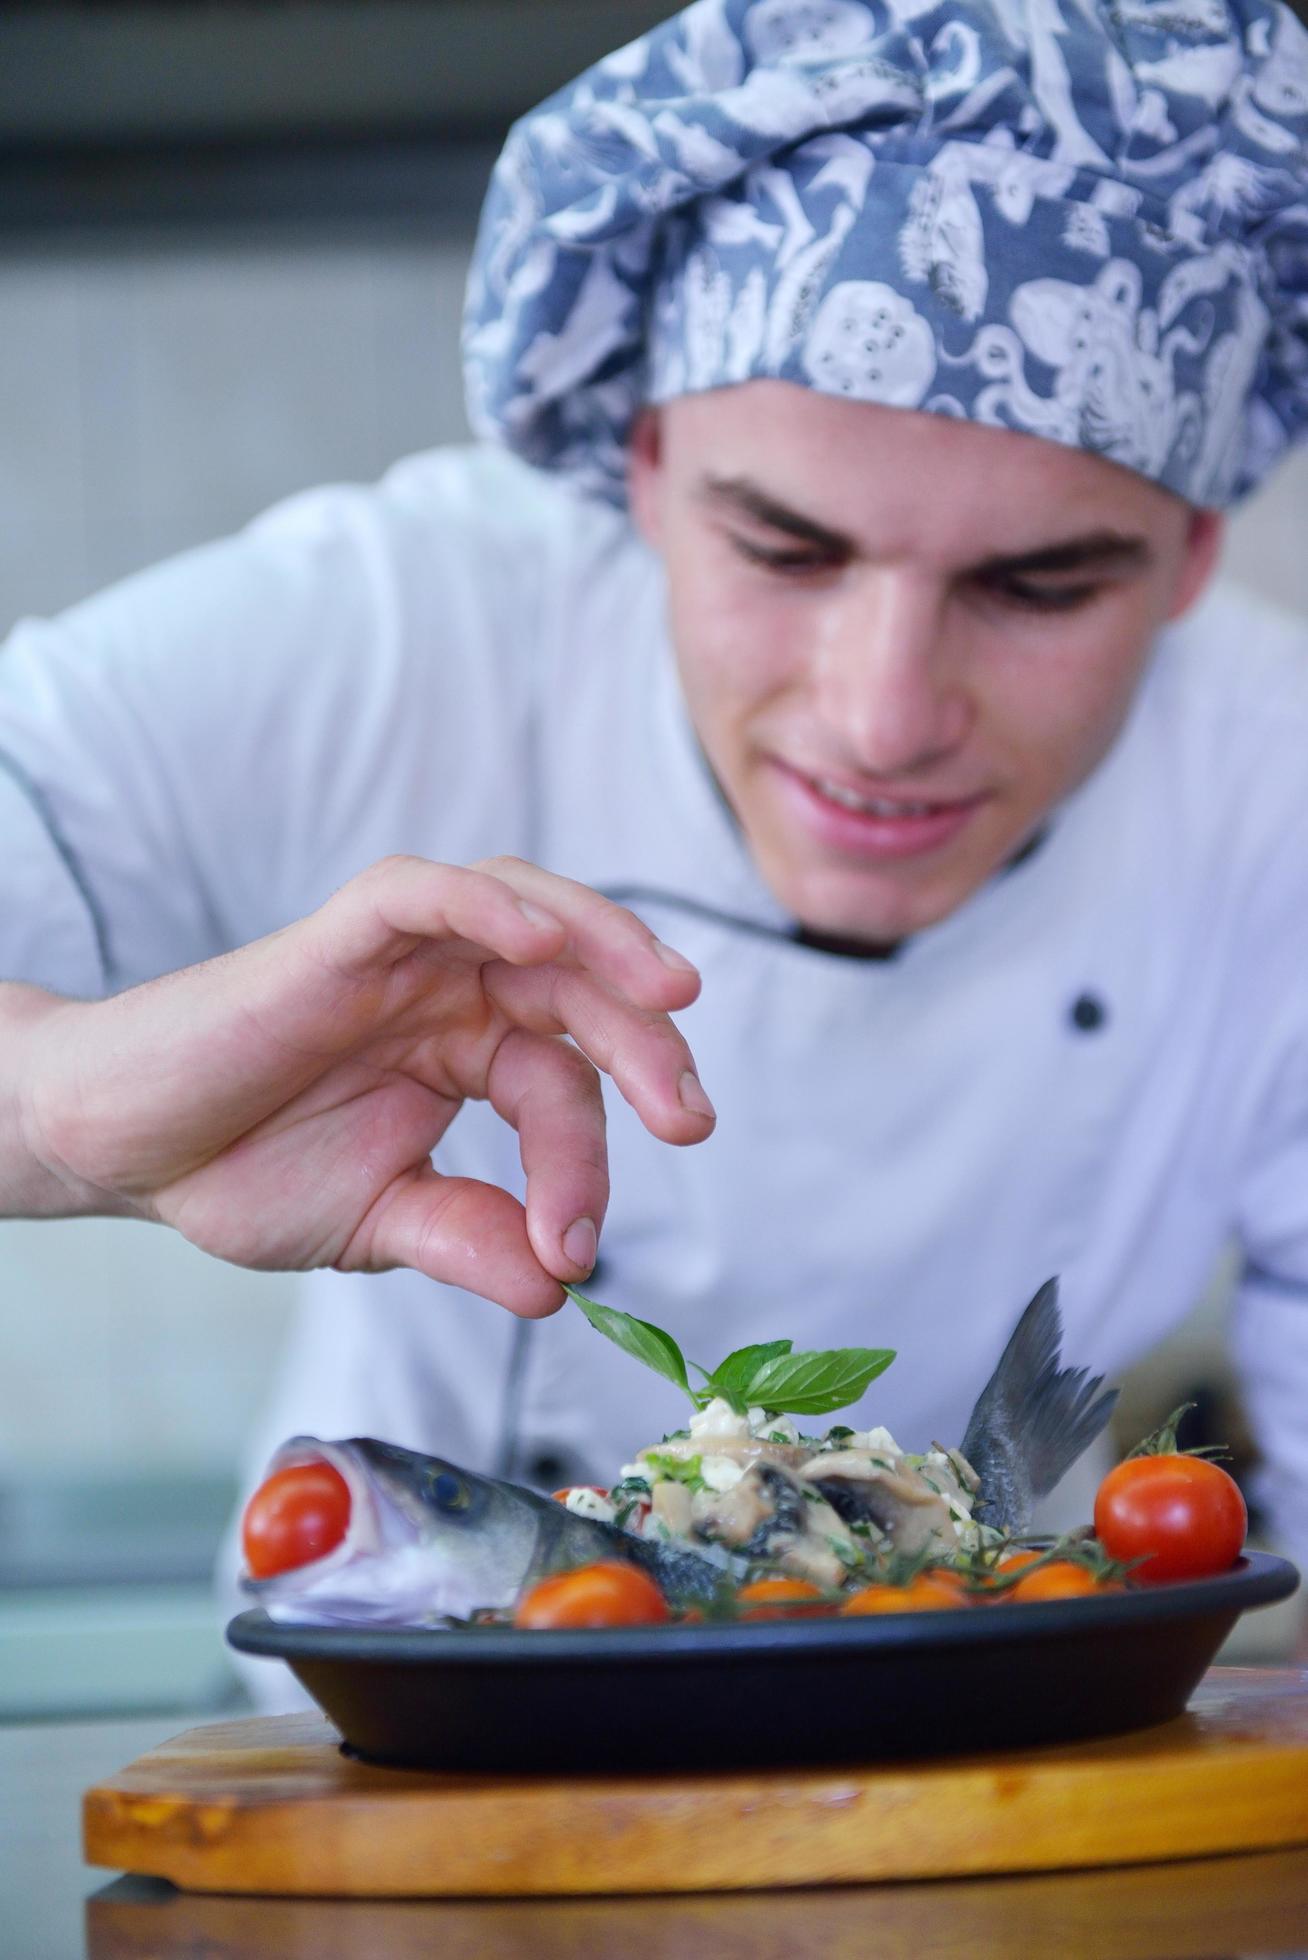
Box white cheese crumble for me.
[860,1426,902,1456]
[700,1454,746,1493]
[689,1398,750,1441]
[748,1409,799,1443]
[563,1487,617,1524]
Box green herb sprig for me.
[1126,1402,1230,1462]
[566,1285,895,1420]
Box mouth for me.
[771,759,991,861]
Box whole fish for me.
[244,1436,724,1627]
[243,1278,1117,1626]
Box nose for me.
[813,570,971,776]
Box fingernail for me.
[652,938,697,974]
[562,1216,597,1270]
[518,899,559,930]
[678,1070,716,1120]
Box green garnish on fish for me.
[642,1451,709,1493]
[566,1285,896,1418]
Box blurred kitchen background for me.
[2,1,1306,1720]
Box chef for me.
[1,0,1306,1682]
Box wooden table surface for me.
[7,1706,1308,1959]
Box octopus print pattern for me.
[463,0,1308,508]
[802,281,938,403]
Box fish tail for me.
[962,1278,1119,1504]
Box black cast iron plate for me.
[228,1552,1298,1773]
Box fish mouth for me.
[240,1439,398,1610]
[240,1437,547,1628]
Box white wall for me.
[0,236,473,628]
[0,234,477,1481]
[1,232,1306,1482]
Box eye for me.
[987,577,1102,613]
[431,1471,471,1511]
[728,534,841,577]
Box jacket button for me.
[526,1449,571,1489]
[1070,992,1107,1032]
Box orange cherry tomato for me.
[735,1578,832,1619]
[1006,1561,1123,1603]
[1094,1454,1247,1584]
[514,1560,670,1629]
[242,1460,351,1578]
[839,1575,966,1615]
[920,1567,973,1597]
[970,1549,1044,1595]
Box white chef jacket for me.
[3,445,1308,1605]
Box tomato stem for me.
[1127,1402,1231,1461]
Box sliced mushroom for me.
[801,1451,959,1559]
[692,1463,852,1588]
[649,1479,694,1537]
[692,1462,805,1553]
[931,1443,981,1495]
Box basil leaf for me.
[567,1285,690,1396]
[742,1347,896,1417]
[705,1339,793,1411]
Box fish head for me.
[241,1436,545,1627]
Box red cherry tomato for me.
[514,1560,671,1629]
[1094,1454,1247,1584]
[242,1460,352,1578]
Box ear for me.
[1165,506,1224,622]
[626,408,665,549]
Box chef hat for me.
[462,0,1308,508]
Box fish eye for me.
[431,1471,471,1511]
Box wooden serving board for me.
[84,1666,1308,1898]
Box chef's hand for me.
[0,856,713,1315]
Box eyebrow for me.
[702,476,849,553]
[700,475,1152,577]
[976,535,1151,578]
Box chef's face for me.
[629,384,1222,942]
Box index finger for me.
[472,856,702,1012]
[485,1026,611,1285]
